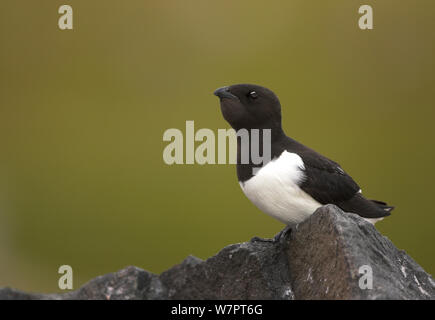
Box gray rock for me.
[159,242,293,299]
[0,205,433,300]
[0,266,160,300]
[285,204,434,299]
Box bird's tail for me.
[337,193,393,218]
[370,199,395,213]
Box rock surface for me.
[1,205,434,300]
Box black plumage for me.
[215,84,393,221]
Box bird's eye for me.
[249,91,258,99]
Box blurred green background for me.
[0,1,434,292]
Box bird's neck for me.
[234,119,285,142]
[235,126,285,160]
[247,124,285,142]
[235,126,285,182]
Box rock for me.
[0,267,162,300]
[286,205,434,299]
[159,243,293,299]
[1,205,433,300]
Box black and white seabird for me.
[214,84,394,227]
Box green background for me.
[0,1,434,292]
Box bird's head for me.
[214,84,282,131]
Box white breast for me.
[239,151,322,225]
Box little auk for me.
[214,84,393,231]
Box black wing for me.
[292,144,392,218]
[278,137,392,218]
[275,137,361,204]
[297,149,360,205]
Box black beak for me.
[214,86,238,100]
